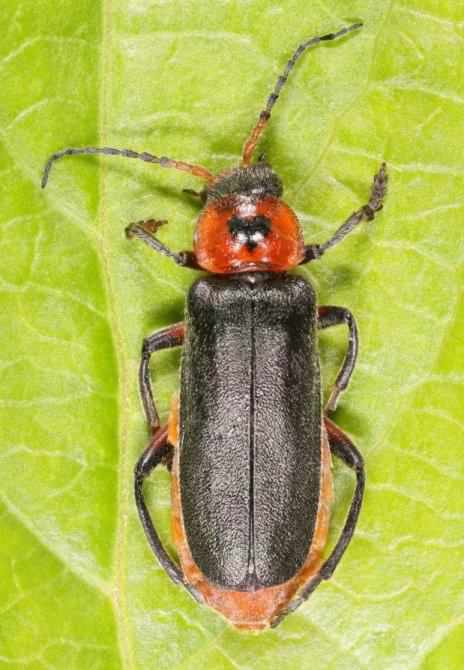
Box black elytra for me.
[180,273,320,588]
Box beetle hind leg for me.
[271,417,365,627]
[134,425,203,604]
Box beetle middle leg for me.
[301,162,388,263]
[139,322,185,432]
[318,305,358,412]
[271,417,365,628]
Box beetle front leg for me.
[126,219,200,269]
[318,305,358,412]
[271,417,365,628]
[301,162,388,263]
[134,426,203,603]
[139,323,185,432]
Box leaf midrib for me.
[96,1,137,669]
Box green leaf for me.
[1,1,463,669]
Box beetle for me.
[42,22,387,629]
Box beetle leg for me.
[134,426,204,604]
[140,323,185,432]
[126,220,200,269]
[301,162,388,263]
[271,417,364,628]
[318,306,358,412]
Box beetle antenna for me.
[41,146,215,188]
[241,22,363,166]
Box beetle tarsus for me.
[126,219,168,239]
[369,161,388,212]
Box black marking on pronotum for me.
[228,215,272,250]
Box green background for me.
[1,1,464,668]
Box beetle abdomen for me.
[179,273,321,589]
